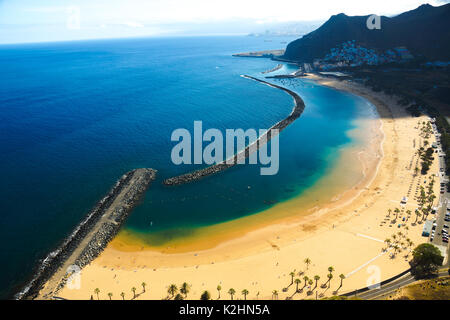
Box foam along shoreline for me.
[163,75,305,186]
[19,168,156,300]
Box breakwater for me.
[163,75,305,186]
[262,64,283,74]
[18,168,156,300]
[232,50,285,58]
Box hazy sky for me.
[0,0,448,44]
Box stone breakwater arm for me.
[261,64,283,74]
[163,75,305,186]
[20,168,156,300]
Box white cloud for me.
[121,21,144,28]
[0,0,448,43]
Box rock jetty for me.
[232,49,285,58]
[163,76,305,186]
[18,168,156,300]
[262,64,283,74]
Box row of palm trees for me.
[92,281,147,300]
[280,259,346,299]
[386,176,435,228]
[167,282,191,300]
[90,259,349,300]
[418,121,432,140]
[199,287,252,300]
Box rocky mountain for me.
[282,3,450,62]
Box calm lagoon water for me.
[0,36,372,298]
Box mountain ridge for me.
[282,3,450,63]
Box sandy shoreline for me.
[53,75,440,300]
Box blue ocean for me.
[0,36,372,298]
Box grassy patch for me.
[394,276,450,300]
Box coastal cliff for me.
[19,168,157,300]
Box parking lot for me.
[429,120,449,260]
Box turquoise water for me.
[0,36,372,298]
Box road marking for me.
[365,276,413,300]
[346,249,390,278]
[356,233,384,243]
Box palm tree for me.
[174,293,184,300]
[384,238,391,249]
[94,288,100,300]
[339,274,345,288]
[180,282,191,298]
[387,208,392,217]
[393,244,399,254]
[289,271,295,285]
[294,278,301,292]
[241,289,249,300]
[168,284,178,298]
[303,276,309,288]
[406,210,412,219]
[200,291,211,300]
[141,282,147,293]
[308,279,313,289]
[414,210,421,224]
[327,274,333,288]
[228,288,236,300]
[328,266,334,276]
[120,292,125,300]
[217,285,222,299]
[313,275,320,288]
[394,208,400,220]
[304,258,311,270]
[272,290,278,300]
[131,287,137,299]
[107,292,113,300]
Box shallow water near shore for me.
[119,78,380,251]
[0,36,376,298]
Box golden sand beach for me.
[52,75,441,300]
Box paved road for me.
[356,270,448,300]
